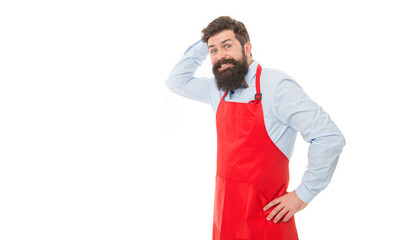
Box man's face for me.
[208,30,250,91]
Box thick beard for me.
[212,54,248,92]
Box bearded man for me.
[166,16,345,240]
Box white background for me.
[1,0,396,239]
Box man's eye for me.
[210,49,217,54]
[225,44,231,49]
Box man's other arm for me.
[264,78,345,223]
[272,78,346,204]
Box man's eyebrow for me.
[221,39,233,44]
[208,39,233,49]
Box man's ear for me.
[244,41,252,57]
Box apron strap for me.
[254,64,262,100]
[221,90,228,101]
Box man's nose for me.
[216,49,227,61]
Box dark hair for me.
[201,16,250,47]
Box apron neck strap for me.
[254,64,262,100]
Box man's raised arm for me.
[166,40,216,104]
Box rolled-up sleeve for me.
[270,78,346,203]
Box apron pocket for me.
[244,183,272,237]
[214,176,270,239]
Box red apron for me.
[213,64,299,240]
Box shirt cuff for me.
[295,182,316,204]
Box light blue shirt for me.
[166,40,345,203]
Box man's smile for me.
[218,63,234,71]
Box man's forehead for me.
[208,30,237,47]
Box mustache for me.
[213,58,238,70]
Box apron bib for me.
[213,64,299,240]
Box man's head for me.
[201,16,253,92]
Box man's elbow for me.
[339,134,346,153]
[165,76,173,90]
[341,134,346,148]
[165,74,179,92]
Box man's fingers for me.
[273,208,289,223]
[263,201,275,211]
[282,211,294,223]
[263,197,282,211]
[266,203,284,221]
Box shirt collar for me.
[245,60,258,88]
